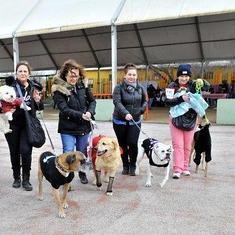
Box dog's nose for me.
[80,159,86,165]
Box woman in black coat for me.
[52,59,96,184]
[4,61,44,191]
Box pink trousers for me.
[169,119,195,173]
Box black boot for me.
[79,171,88,184]
[129,166,136,176]
[12,178,21,188]
[22,174,33,191]
[122,166,129,175]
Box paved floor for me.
[0,111,234,235]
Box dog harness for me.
[142,138,170,167]
[40,153,74,189]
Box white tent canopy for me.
[0,0,235,73]
[0,0,122,39]
[116,0,235,25]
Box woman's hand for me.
[33,89,42,103]
[82,111,91,121]
[182,94,190,102]
[125,113,133,121]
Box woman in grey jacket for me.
[112,63,147,176]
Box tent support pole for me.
[13,36,19,73]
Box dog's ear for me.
[112,138,119,150]
[168,145,173,152]
[66,154,76,164]
[5,76,15,86]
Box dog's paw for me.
[58,211,66,218]
[63,202,68,209]
[4,129,12,134]
[97,186,102,191]
[145,182,152,187]
[106,191,113,196]
[38,195,44,201]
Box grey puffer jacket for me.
[112,80,147,121]
[51,76,96,135]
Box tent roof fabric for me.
[0,0,235,72]
[116,0,235,25]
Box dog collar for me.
[55,158,70,177]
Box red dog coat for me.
[0,98,22,113]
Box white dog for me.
[136,138,173,188]
[0,85,30,133]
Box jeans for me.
[60,133,90,155]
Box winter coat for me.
[10,79,43,127]
[112,80,147,122]
[51,76,96,135]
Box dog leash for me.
[15,80,56,155]
[37,110,56,155]
[85,119,98,170]
[131,118,150,139]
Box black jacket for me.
[10,79,44,127]
[40,153,74,189]
[112,80,147,121]
[52,76,96,135]
[165,79,197,124]
[165,79,196,107]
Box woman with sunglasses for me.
[112,63,147,176]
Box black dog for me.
[193,123,212,176]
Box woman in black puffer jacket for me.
[112,63,147,176]
[4,61,44,191]
[52,59,96,184]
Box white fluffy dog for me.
[136,138,173,188]
[0,85,30,133]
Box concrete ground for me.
[0,109,235,235]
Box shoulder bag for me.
[16,82,45,148]
[172,110,197,131]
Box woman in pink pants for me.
[165,64,197,179]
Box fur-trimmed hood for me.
[51,75,74,96]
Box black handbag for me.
[25,111,46,148]
[15,81,45,148]
[172,110,197,131]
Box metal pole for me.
[201,61,205,79]
[111,23,117,92]
[13,36,19,73]
[110,0,126,92]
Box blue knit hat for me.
[177,64,192,77]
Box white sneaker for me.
[182,170,190,176]
[172,172,181,179]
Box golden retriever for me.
[94,137,121,195]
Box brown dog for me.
[94,137,121,195]
[38,151,85,218]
